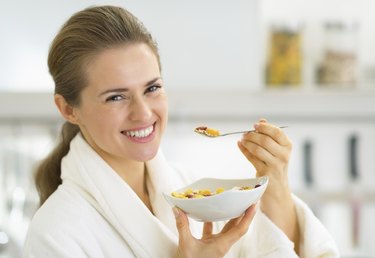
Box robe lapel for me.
[61,134,178,258]
[146,151,183,236]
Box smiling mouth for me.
[122,123,155,138]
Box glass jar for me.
[316,21,359,87]
[265,22,303,87]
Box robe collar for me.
[61,133,179,257]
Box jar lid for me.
[324,20,359,31]
[270,20,303,33]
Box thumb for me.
[237,141,264,171]
[173,207,191,241]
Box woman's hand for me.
[237,119,292,197]
[173,205,256,258]
[237,119,300,253]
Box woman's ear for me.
[54,94,79,125]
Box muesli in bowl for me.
[163,176,268,222]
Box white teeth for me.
[125,125,153,138]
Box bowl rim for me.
[164,175,269,201]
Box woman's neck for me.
[115,160,145,188]
[110,159,153,213]
[82,134,153,211]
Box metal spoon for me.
[194,126,288,138]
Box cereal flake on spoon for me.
[194,126,221,137]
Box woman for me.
[23,5,339,258]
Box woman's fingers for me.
[237,140,266,171]
[174,205,256,258]
[173,207,192,242]
[219,205,256,245]
[221,214,243,234]
[258,118,268,123]
[202,222,213,238]
[254,122,291,147]
[240,136,275,165]
[240,123,291,165]
[241,132,285,163]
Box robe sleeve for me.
[229,195,339,258]
[22,192,95,258]
[22,228,88,258]
[293,195,339,258]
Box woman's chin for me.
[132,148,158,162]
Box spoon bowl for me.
[194,126,288,138]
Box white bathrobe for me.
[23,134,339,258]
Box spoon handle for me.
[220,126,288,136]
[220,130,255,136]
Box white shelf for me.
[1,89,375,123]
[168,88,375,122]
[0,92,60,123]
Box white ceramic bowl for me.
[163,176,268,222]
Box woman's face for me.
[73,43,168,164]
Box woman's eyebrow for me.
[99,87,129,96]
[98,77,162,97]
[144,77,162,87]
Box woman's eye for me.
[106,95,124,102]
[146,85,162,94]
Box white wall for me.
[0,0,260,91]
[1,0,375,91]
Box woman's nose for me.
[129,97,152,121]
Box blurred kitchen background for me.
[1,0,375,257]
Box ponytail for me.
[34,122,79,205]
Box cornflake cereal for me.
[194,126,221,137]
[171,185,258,199]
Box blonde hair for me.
[35,5,160,205]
